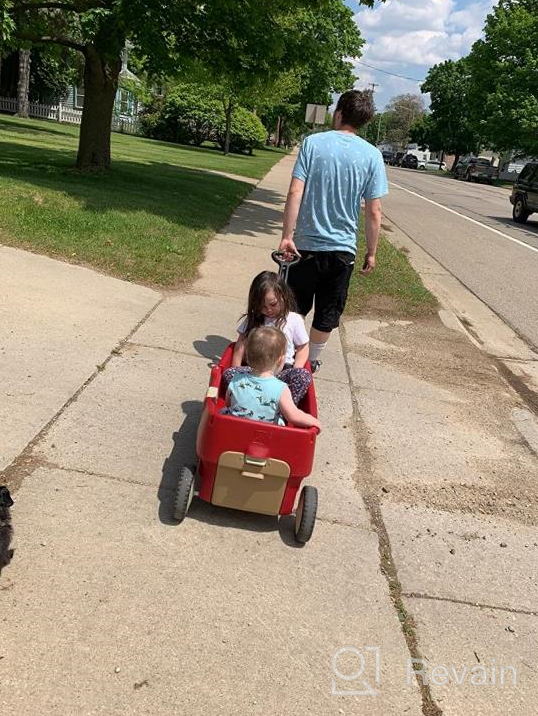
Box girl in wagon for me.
[223,271,312,405]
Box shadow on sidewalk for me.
[158,401,302,547]
[192,335,232,363]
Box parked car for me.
[453,156,499,184]
[382,150,394,164]
[510,161,538,224]
[418,160,448,172]
[388,151,405,166]
[401,154,418,169]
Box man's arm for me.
[361,198,383,275]
[279,177,305,257]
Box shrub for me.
[140,85,218,146]
[214,106,267,154]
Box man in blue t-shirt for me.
[278,90,388,372]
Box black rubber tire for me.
[173,466,195,523]
[466,171,473,182]
[513,198,530,224]
[294,486,318,544]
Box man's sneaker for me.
[310,360,322,374]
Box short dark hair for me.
[246,326,286,373]
[336,90,375,129]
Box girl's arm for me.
[293,343,309,369]
[279,387,321,432]
[231,335,246,367]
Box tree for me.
[418,58,480,169]
[16,47,31,116]
[8,1,306,166]
[468,0,538,156]
[6,0,385,169]
[0,0,15,82]
[30,46,80,103]
[384,94,425,149]
[259,0,364,147]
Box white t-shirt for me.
[238,312,309,365]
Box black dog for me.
[0,486,14,573]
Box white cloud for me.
[350,0,497,108]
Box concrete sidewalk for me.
[2,150,538,715]
[1,154,420,715]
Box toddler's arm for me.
[279,387,321,432]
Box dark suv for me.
[510,162,538,223]
[401,154,418,169]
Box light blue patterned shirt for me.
[226,374,286,425]
[292,130,388,255]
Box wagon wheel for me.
[173,465,195,523]
[294,486,318,544]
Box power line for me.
[356,60,425,83]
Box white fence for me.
[0,96,140,135]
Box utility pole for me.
[376,113,383,145]
[368,83,381,146]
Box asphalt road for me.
[383,166,538,351]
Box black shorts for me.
[287,251,355,332]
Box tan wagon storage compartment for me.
[211,451,291,516]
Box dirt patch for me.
[354,294,437,319]
[343,312,538,528]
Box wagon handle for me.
[271,250,301,283]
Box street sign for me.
[305,103,327,125]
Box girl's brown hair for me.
[242,271,297,335]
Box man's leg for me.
[286,252,317,317]
[309,327,330,364]
[310,252,355,369]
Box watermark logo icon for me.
[331,646,381,696]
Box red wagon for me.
[174,342,319,543]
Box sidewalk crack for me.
[403,591,538,617]
[340,321,443,716]
[1,296,166,490]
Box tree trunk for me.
[274,115,281,147]
[223,98,233,155]
[451,153,460,174]
[76,46,120,170]
[16,48,31,118]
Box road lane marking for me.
[390,181,538,256]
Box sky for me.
[345,0,497,111]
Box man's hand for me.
[278,236,300,260]
[360,253,376,275]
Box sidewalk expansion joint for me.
[402,592,538,617]
[49,463,164,490]
[0,296,166,491]
[340,321,443,716]
[315,515,373,530]
[127,341,216,363]
[312,374,351,387]
[215,237,277,249]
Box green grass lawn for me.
[346,230,438,318]
[0,115,287,285]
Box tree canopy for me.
[467,0,538,156]
[383,94,425,149]
[4,0,387,168]
[414,58,479,163]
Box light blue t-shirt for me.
[292,130,388,255]
[226,373,286,425]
